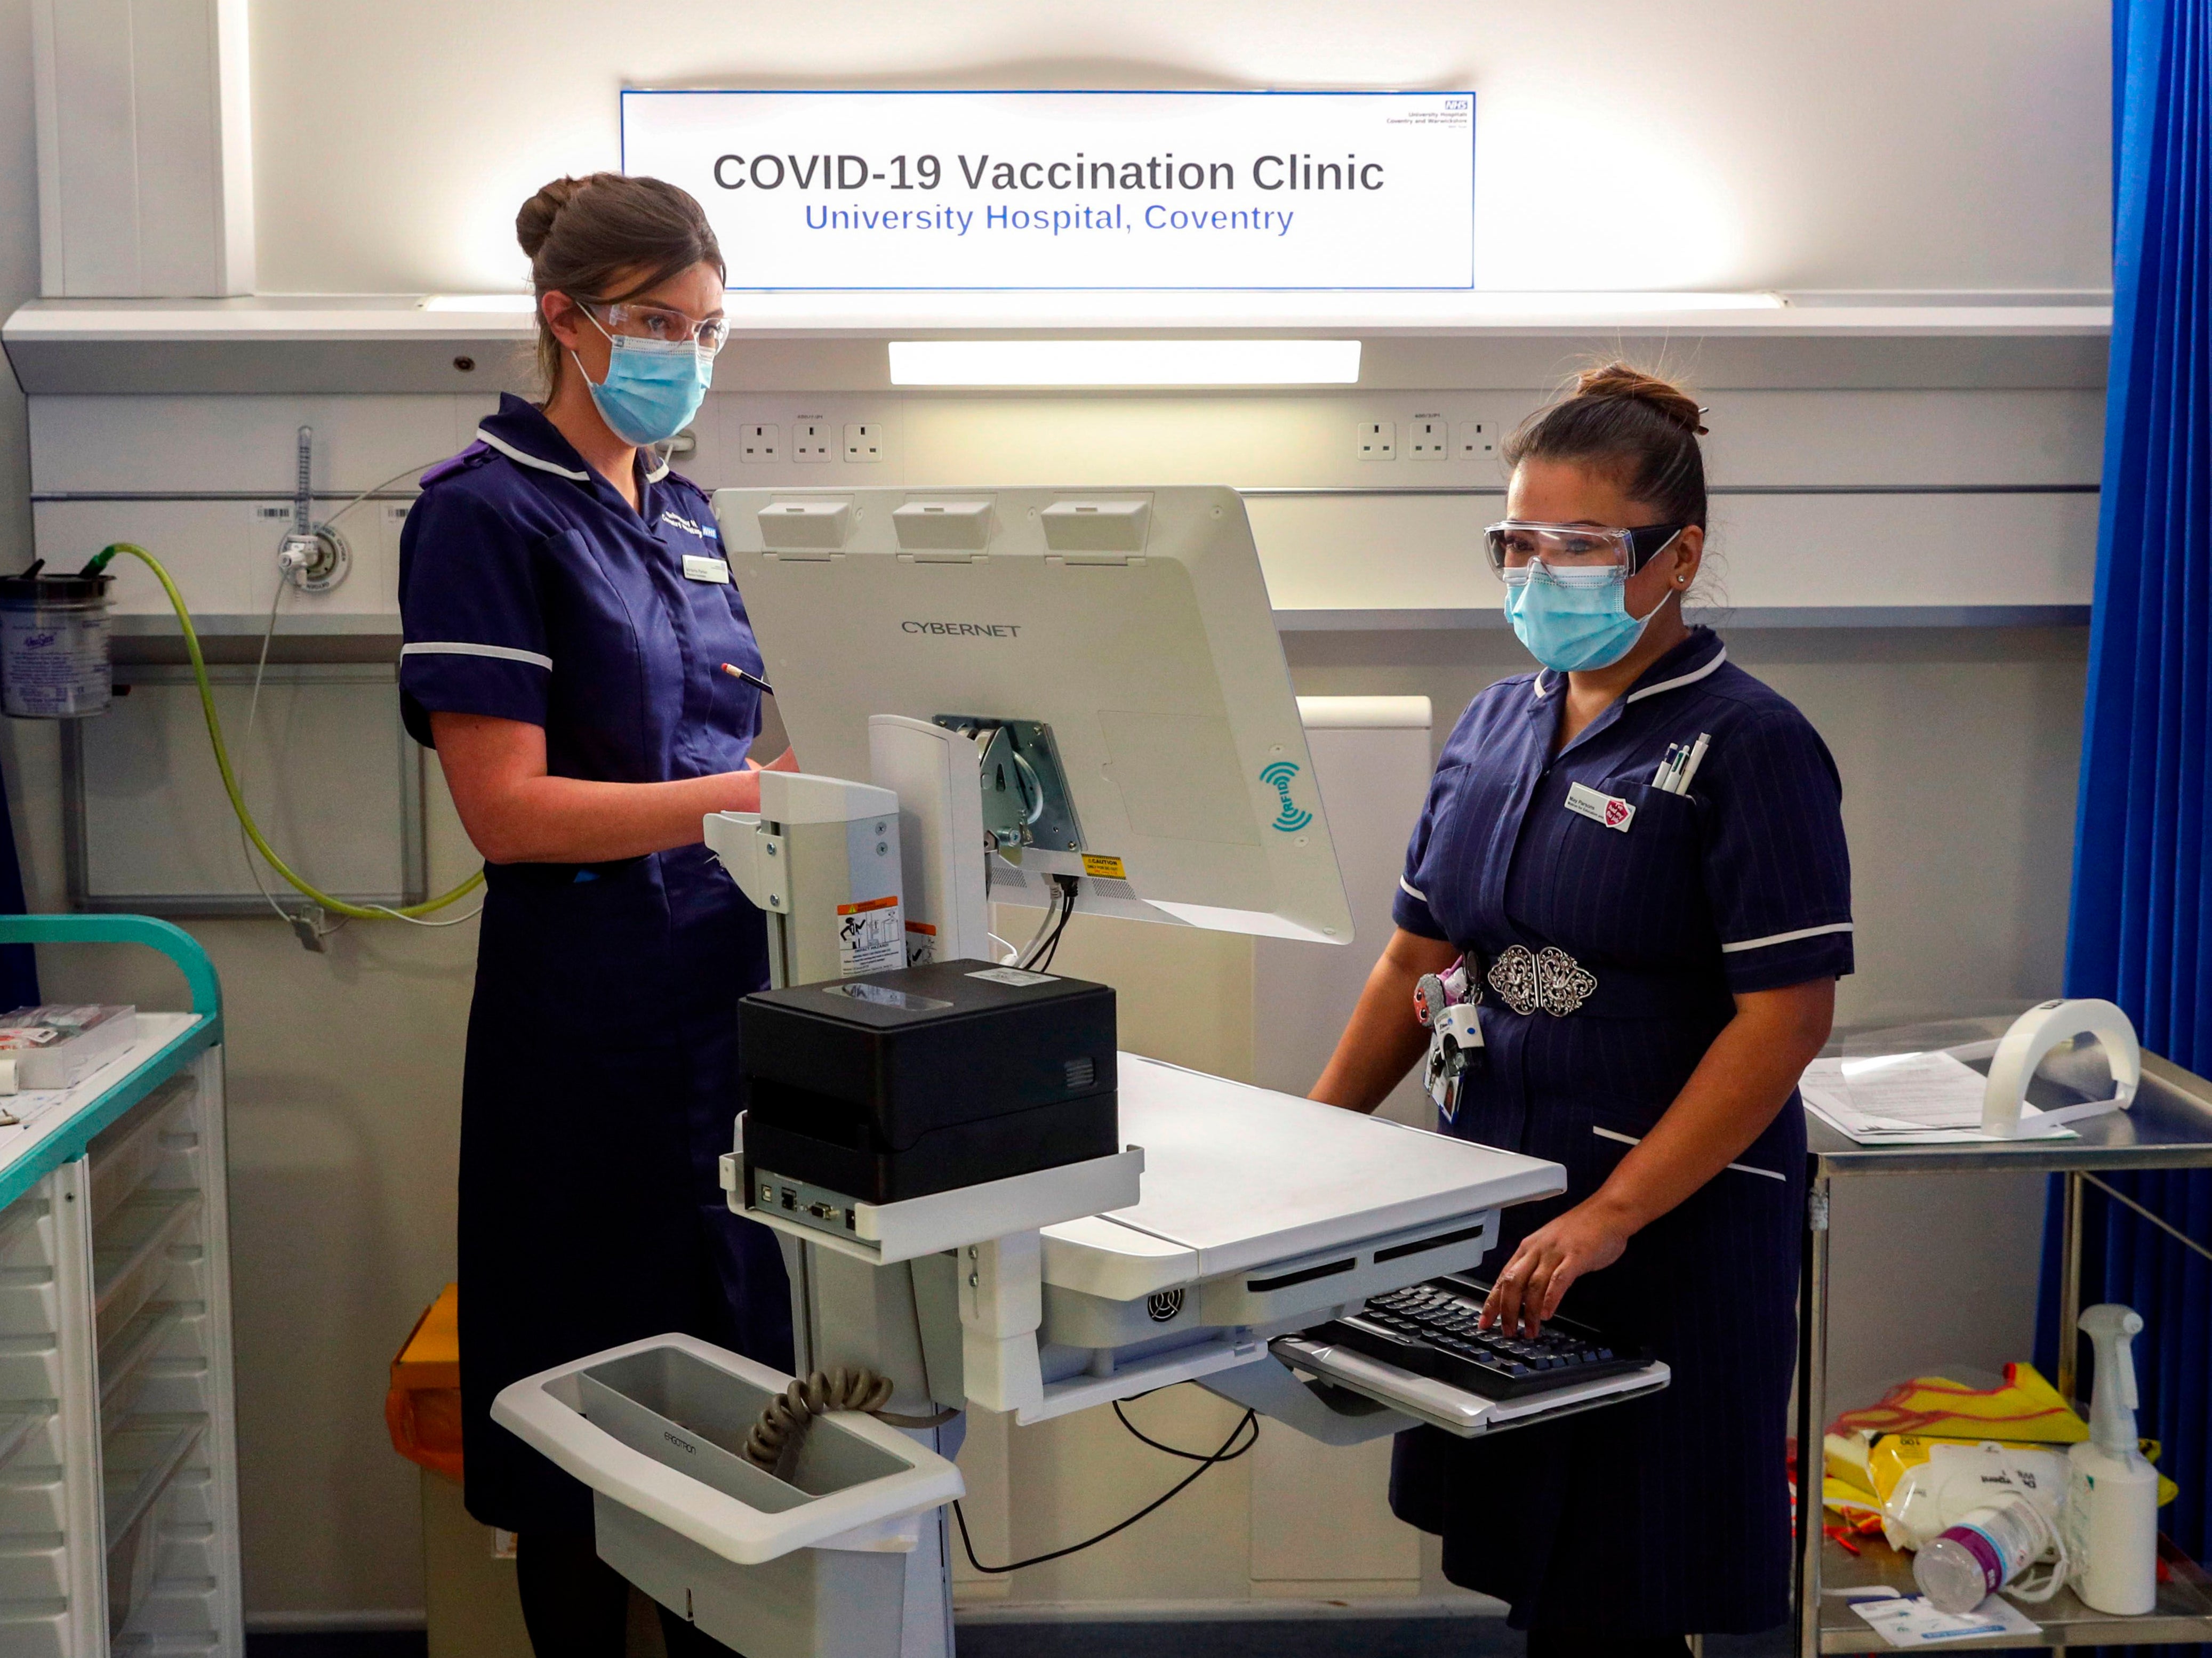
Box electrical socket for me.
[1408,417,1449,460]
[792,420,834,463]
[1456,421,1495,461]
[1357,421,1397,461]
[844,422,883,463]
[740,423,781,463]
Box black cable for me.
[951,1405,1259,1574]
[1035,875,1079,971]
[1112,1396,1261,1463]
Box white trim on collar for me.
[475,426,591,482]
[644,452,672,482]
[1530,670,1557,701]
[1624,643,1728,704]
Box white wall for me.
[1,0,33,576]
[241,0,2108,297]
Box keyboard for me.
[1313,1273,1652,1401]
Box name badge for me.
[1565,782,1636,833]
[683,554,731,585]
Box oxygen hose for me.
[84,543,485,921]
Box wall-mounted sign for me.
[619,90,1474,291]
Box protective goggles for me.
[589,300,731,356]
[1483,520,1687,585]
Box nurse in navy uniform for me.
[398,173,791,1658]
[1311,365,1852,1655]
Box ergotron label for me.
[1564,782,1636,833]
[683,554,732,584]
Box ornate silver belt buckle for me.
[1486,944,1597,1017]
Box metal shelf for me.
[1817,1533,2212,1652]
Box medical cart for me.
[1796,1018,2212,1653]
[0,916,241,1655]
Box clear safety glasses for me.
[591,301,732,356]
[1482,520,1687,586]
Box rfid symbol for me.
[1260,761,1313,832]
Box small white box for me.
[0,1004,139,1090]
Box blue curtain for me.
[2033,1,2212,1646]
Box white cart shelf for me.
[0,916,238,1656]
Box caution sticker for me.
[903,919,937,966]
[1080,853,1128,880]
[837,894,904,974]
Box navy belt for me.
[1472,943,1729,1021]
[484,855,648,890]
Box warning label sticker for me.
[1080,853,1128,880]
[837,895,905,975]
[904,919,938,966]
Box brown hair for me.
[1502,362,1710,529]
[516,173,725,394]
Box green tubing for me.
[99,543,484,921]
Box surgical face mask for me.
[574,310,712,447]
[1503,565,1673,673]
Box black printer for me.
[739,961,1118,1210]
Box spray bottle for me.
[2065,1303,2159,1614]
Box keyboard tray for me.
[1270,1332,1669,1439]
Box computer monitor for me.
[710,485,1353,946]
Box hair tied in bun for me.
[1503,361,1710,530]
[1569,362,1710,436]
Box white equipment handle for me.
[1982,998,2141,1138]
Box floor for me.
[236,1629,2064,1657]
[241,1621,1831,1657]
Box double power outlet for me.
[736,420,884,465]
[1357,418,1496,463]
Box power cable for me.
[952,1397,1258,1574]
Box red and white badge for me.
[1564,782,1636,833]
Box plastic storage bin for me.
[102,1413,205,1638]
[494,1335,963,1658]
[92,1189,199,1349]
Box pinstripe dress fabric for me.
[1387,627,1852,1637]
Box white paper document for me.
[1801,1052,2077,1144]
[1850,1591,2041,1646]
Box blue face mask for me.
[1504,572,1671,673]
[575,312,712,447]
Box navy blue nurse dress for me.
[1388,627,1851,1637]
[399,395,792,1536]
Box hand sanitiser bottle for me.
[2066,1303,2159,1614]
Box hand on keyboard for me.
[1477,1201,1630,1337]
[1318,1275,1652,1403]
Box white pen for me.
[1673,731,1713,794]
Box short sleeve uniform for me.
[399,395,788,1536]
[1386,628,1850,1637]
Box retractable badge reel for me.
[1415,958,1485,1122]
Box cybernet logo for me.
[901,621,1022,638]
[1260,761,1313,832]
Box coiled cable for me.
[741,1367,956,1475]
